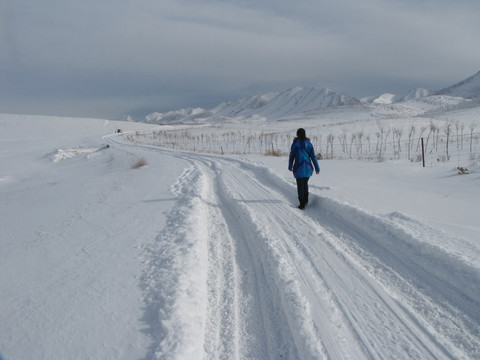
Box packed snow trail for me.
[109,136,480,359]
[188,154,464,359]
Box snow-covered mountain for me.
[362,88,431,105]
[434,70,480,99]
[372,93,397,104]
[396,88,431,102]
[145,107,207,124]
[145,87,359,124]
[215,87,360,119]
[143,71,479,124]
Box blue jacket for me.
[288,138,320,178]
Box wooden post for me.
[421,137,425,167]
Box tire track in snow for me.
[308,198,480,359]
[194,159,243,359]
[110,134,247,359]
[225,156,479,359]
[192,154,470,359]
[186,154,365,358]
[118,134,478,359]
[141,152,292,359]
[196,157,300,359]
[141,163,211,359]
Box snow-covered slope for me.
[145,107,206,124]
[362,88,431,105]
[145,87,359,123]
[213,87,360,119]
[435,71,480,99]
[361,88,432,105]
[372,93,397,104]
[396,87,431,102]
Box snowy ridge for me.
[145,108,206,124]
[361,88,431,105]
[48,145,110,162]
[142,71,479,123]
[396,88,431,102]
[372,93,397,104]
[435,71,480,99]
[145,87,359,123]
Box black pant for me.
[296,177,309,206]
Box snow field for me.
[2,114,479,359]
[0,116,172,359]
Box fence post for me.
[421,137,425,167]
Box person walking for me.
[288,128,320,209]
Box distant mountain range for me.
[144,87,359,124]
[361,71,480,105]
[142,71,480,124]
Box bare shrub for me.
[132,157,147,169]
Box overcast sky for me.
[1,0,479,120]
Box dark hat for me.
[296,128,306,139]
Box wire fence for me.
[311,131,480,166]
[122,126,480,167]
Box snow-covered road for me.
[132,142,480,359]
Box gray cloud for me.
[1,0,479,119]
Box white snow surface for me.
[372,93,397,105]
[1,113,480,360]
